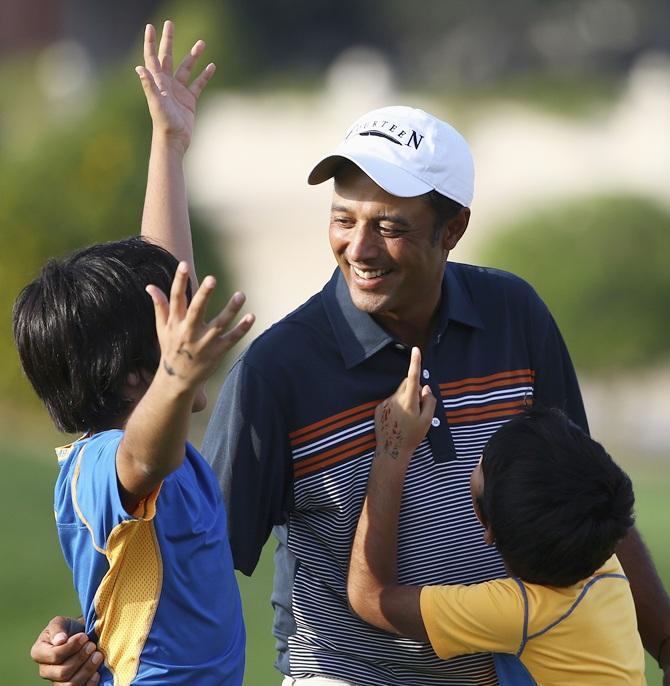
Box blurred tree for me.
[0,7,230,407]
[480,195,670,374]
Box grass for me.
[2,445,667,685]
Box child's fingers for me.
[420,385,437,424]
[135,65,161,104]
[189,62,216,98]
[207,313,255,350]
[175,40,206,85]
[157,19,174,73]
[168,262,190,320]
[185,275,216,327]
[143,24,162,74]
[405,347,422,397]
[145,284,169,329]
[207,291,246,333]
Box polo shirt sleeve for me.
[420,579,526,660]
[531,299,588,433]
[202,356,293,576]
[71,431,155,551]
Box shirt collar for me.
[323,263,484,369]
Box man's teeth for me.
[352,266,389,279]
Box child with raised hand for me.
[16,20,253,686]
[14,240,253,686]
[348,347,645,685]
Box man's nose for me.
[347,223,380,263]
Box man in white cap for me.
[31,24,670,686]
[206,105,668,686]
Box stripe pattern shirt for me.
[203,263,587,686]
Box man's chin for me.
[348,288,389,314]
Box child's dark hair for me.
[479,407,634,586]
[12,237,190,434]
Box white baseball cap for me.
[308,105,474,207]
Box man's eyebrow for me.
[330,204,350,214]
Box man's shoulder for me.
[233,287,333,371]
[450,261,538,295]
[449,262,548,313]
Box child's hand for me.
[374,347,437,461]
[146,262,255,393]
[135,21,214,155]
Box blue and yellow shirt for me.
[54,430,245,686]
[420,555,645,685]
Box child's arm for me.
[347,347,436,641]
[135,21,214,288]
[116,263,254,512]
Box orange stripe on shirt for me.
[290,401,380,446]
[295,437,377,478]
[446,399,533,425]
[294,432,376,476]
[440,374,535,397]
[439,369,535,394]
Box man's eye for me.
[379,225,403,236]
[333,217,353,227]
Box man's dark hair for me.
[12,237,190,434]
[422,190,463,244]
[478,407,635,587]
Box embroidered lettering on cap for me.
[346,119,424,150]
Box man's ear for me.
[442,207,470,251]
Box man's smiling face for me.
[329,163,457,340]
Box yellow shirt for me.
[420,555,645,685]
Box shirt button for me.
[394,343,406,351]
[422,369,430,379]
[431,417,441,427]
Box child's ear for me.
[126,371,142,388]
[483,526,495,546]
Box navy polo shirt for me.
[202,262,587,686]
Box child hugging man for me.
[348,348,646,685]
[13,22,253,686]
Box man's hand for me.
[30,616,102,685]
[374,347,436,462]
[136,20,215,155]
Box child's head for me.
[471,407,634,587]
[13,237,190,434]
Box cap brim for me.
[307,153,432,198]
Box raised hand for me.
[374,347,436,461]
[146,262,255,392]
[135,21,215,154]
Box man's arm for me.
[347,347,435,641]
[616,528,670,683]
[202,354,293,575]
[533,294,670,682]
[136,20,215,288]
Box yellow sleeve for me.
[420,578,526,660]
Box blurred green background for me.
[1,0,669,684]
